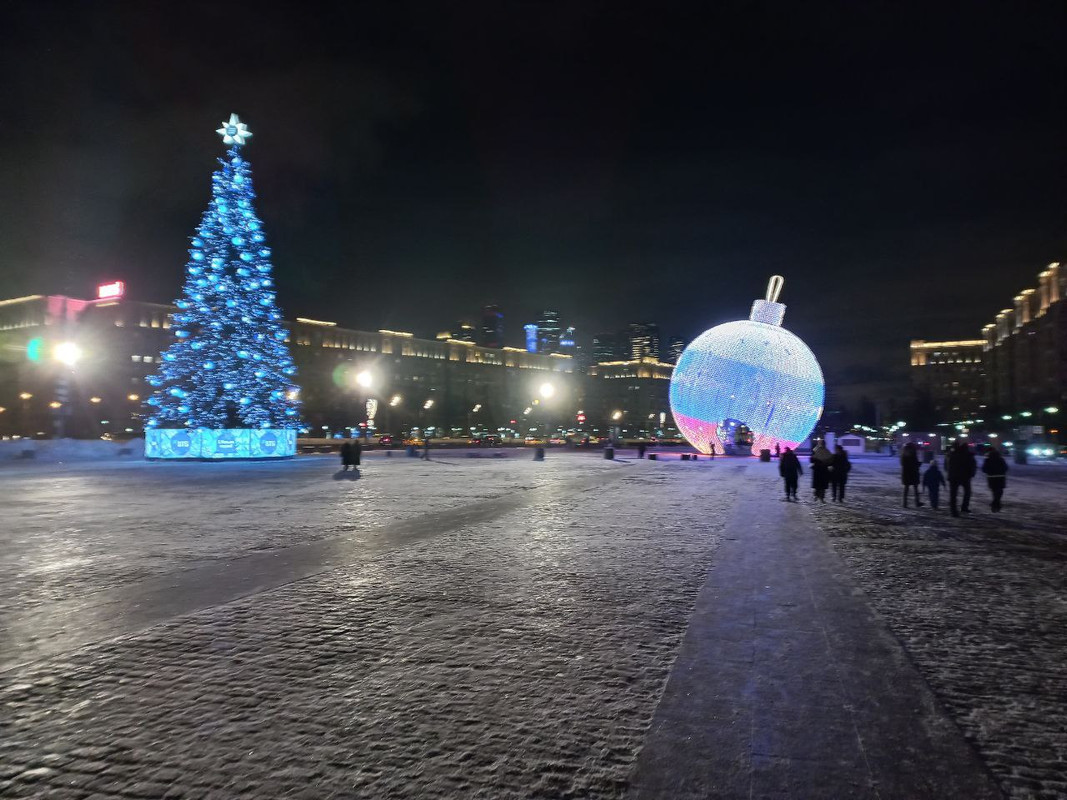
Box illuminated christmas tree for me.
[145,115,299,458]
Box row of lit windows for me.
[131,355,156,363]
[114,316,171,329]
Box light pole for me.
[538,382,556,440]
[52,341,82,439]
[1044,406,1059,452]
[354,369,374,442]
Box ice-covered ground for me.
[1,451,737,798]
[1,451,1065,798]
[810,456,1067,799]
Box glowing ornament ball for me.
[669,276,824,455]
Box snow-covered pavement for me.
[1,451,1065,798]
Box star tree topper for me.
[216,113,253,146]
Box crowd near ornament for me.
[669,276,824,456]
[144,114,300,459]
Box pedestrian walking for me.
[774,442,781,459]
[900,442,922,507]
[637,442,647,459]
[352,438,362,468]
[810,441,833,502]
[339,440,354,471]
[423,433,431,460]
[946,439,977,517]
[709,442,716,458]
[830,445,851,502]
[921,460,946,509]
[981,446,1009,512]
[779,446,802,500]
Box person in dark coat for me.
[921,460,946,509]
[830,445,851,502]
[946,439,977,517]
[774,442,781,459]
[810,443,833,503]
[352,438,362,468]
[981,446,1009,512]
[900,442,922,507]
[339,440,353,471]
[779,447,802,500]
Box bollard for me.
[533,446,545,461]
[681,453,690,461]
[604,446,615,460]
[759,448,771,462]
[648,452,657,460]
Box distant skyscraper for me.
[560,326,577,354]
[593,332,622,362]
[629,322,661,360]
[667,336,686,364]
[450,322,477,343]
[536,310,562,354]
[480,306,503,348]
[524,324,539,353]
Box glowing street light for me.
[390,394,402,407]
[54,341,82,367]
[127,394,140,402]
[472,404,482,413]
[612,410,623,421]
[539,382,555,399]
[19,392,33,400]
[355,370,373,388]
[423,399,434,410]
[90,396,102,404]
[1020,411,1033,418]
[49,401,62,409]
[1045,407,1059,414]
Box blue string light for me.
[145,115,300,438]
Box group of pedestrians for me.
[777,438,1010,516]
[901,440,1009,516]
[339,439,362,471]
[778,443,852,503]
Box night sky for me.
[2,1,1064,408]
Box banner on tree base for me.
[145,428,296,459]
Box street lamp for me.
[539,382,555,399]
[54,342,82,367]
[355,370,373,388]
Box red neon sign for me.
[97,281,125,300]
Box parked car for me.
[377,434,395,446]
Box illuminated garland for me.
[145,115,300,432]
[669,276,824,454]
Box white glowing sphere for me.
[669,320,824,455]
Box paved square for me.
[1,452,1065,798]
